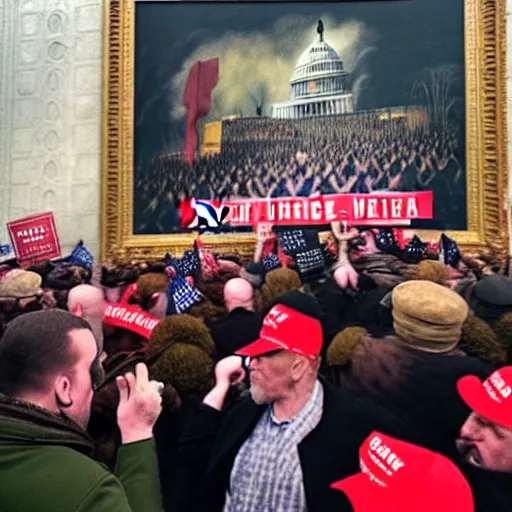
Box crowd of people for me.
[134,113,465,234]
[0,225,511,511]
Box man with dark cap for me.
[175,291,415,512]
[0,309,164,512]
[455,366,512,510]
[469,274,512,326]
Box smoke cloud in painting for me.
[169,14,377,122]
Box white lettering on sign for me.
[267,203,276,222]
[325,200,336,221]
[406,198,419,218]
[381,199,388,219]
[278,201,291,220]
[104,305,159,332]
[391,199,402,218]
[367,198,378,219]
[311,200,323,221]
[293,202,302,220]
[354,198,366,219]
[352,197,420,221]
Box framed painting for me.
[101,0,508,262]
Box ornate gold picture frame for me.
[101,0,508,262]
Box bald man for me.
[67,284,107,353]
[208,278,262,361]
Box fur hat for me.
[148,315,215,400]
[44,263,90,289]
[493,312,512,355]
[150,343,214,400]
[402,260,449,285]
[135,272,169,309]
[261,268,302,307]
[459,314,506,364]
[392,280,469,353]
[0,269,43,298]
[327,326,368,366]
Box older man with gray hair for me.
[176,291,415,512]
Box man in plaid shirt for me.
[175,291,418,511]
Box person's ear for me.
[290,356,308,382]
[71,303,84,318]
[55,375,72,407]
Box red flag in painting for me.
[183,58,219,165]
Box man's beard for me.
[249,383,272,405]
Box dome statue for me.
[271,20,354,119]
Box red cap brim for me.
[331,473,403,512]
[457,375,512,429]
[235,337,282,357]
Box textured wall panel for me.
[0,0,103,257]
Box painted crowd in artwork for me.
[133,0,466,234]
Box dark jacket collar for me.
[459,462,512,511]
[207,380,405,511]
[0,394,93,456]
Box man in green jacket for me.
[0,309,163,512]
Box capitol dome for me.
[271,20,354,120]
[291,40,345,84]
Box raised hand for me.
[214,356,246,389]
[203,356,246,411]
[116,363,163,445]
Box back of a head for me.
[224,278,254,311]
[67,284,106,315]
[0,309,92,397]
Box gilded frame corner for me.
[101,0,509,263]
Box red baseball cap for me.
[331,432,474,512]
[235,304,322,357]
[457,366,512,430]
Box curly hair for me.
[460,314,506,364]
[150,343,214,401]
[261,268,302,309]
[327,326,368,366]
[149,314,213,355]
[135,273,169,310]
[401,260,449,285]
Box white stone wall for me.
[0,0,103,258]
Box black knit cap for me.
[471,275,512,324]
[267,290,327,358]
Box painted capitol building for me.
[271,21,355,119]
